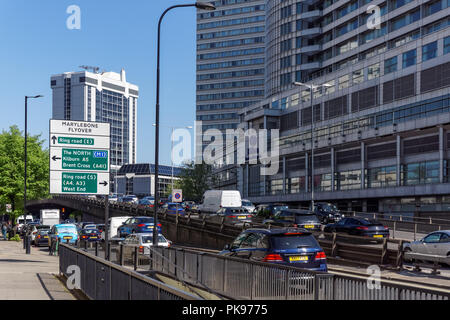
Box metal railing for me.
[58,243,203,300]
[149,246,449,300]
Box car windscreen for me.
[321,204,339,212]
[270,234,320,250]
[141,235,166,243]
[137,218,154,224]
[56,226,77,234]
[295,214,320,223]
[242,201,252,206]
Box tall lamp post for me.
[152,124,193,193]
[153,2,216,246]
[293,82,331,210]
[24,95,43,253]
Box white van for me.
[107,216,132,240]
[17,215,34,232]
[198,190,242,214]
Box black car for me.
[323,217,389,239]
[312,202,344,224]
[220,228,327,272]
[264,209,322,232]
[253,203,289,222]
[79,229,101,242]
[34,229,51,247]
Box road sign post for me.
[49,120,111,253]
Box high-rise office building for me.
[51,68,139,191]
[196,0,266,131]
[227,0,450,216]
[196,0,266,188]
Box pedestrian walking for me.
[1,223,7,240]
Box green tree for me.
[175,162,215,202]
[0,126,49,219]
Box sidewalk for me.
[0,239,75,300]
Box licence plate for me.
[289,256,308,262]
[147,226,154,229]
[91,236,97,239]
[303,225,314,229]
[237,216,246,220]
[63,236,72,240]
[44,236,48,239]
[373,235,383,238]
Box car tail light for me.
[384,226,389,230]
[315,251,326,260]
[157,223,162,228]
[82,235,87,239]
[139,246,144,253]
[356,226,368,230]
[137,224,145,227]
[263,253,283,262]
[37,235,41,239]
[292,224,298,227]
[167,242,171,248]
[229,215,237,218]
[284,232,303,235]
[33,231,37,234]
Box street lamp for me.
[24,95,43,254]
[152,124,193,194]
[293,82,331,210]
[153,2,216,246]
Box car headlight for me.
[329,214,333,217]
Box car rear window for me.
[295,215,320,223]
[269,234,320,250]
[359,219,381,225]
[137,218,154,224]
[141,235,166,243]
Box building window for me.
[366,166,397,188]
[280,56,291,69]
[445,36,450,54]
[338,74,350,89]
[402,161,440,185]
[281,5,292,18]
[335,170,361,190]
[280,22,291,35]
[384,56,397,74]
[368,63,380,80]
[266,179,283,195]
[313,174,332,192]
[280,73,292,86]
[422,41,438,61]
[352,69,364,84]
[402,49,416,68]
[286,176,306,194]
[281,39,292,52]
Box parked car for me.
[48,224,79,250]
[121,233,171,254]
[209,207,253,226]
[264,209,322,232]
[241,199,255,213]
[117,217,162,238]
[323,217,389,240]
[163,203,185,216]
[79,228,102,242]
[312,202,345,224]
[403,230,450,265]
[34,229,51,247]
[198,190,242,214]
[220,228,327,272]
[253,203,289,221]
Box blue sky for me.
[0,0,199,166]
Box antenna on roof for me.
[79,65,100,74]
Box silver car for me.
[403,230,450,264]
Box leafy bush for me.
[8,234,21,242]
